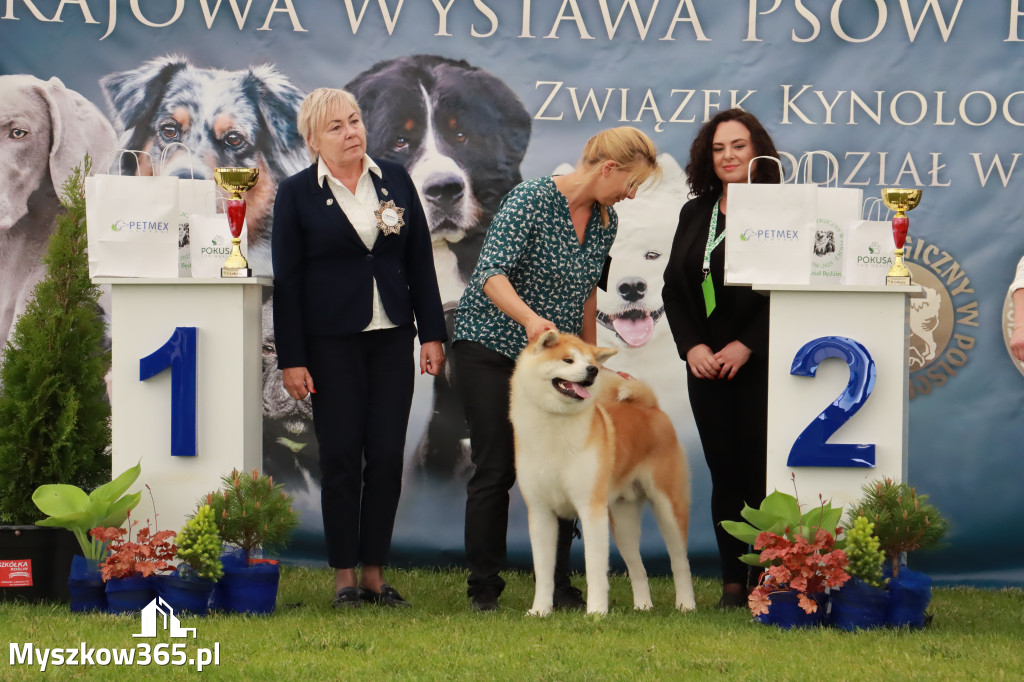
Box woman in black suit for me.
[272,87,447,608]
[662,108,780,608]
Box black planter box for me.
[0,526,80,603]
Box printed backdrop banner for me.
[3,1,1022,587]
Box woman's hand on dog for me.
[420,340,446,376]
[282,366,316,400]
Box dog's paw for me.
[527,607,552,617]
[633,601,653,611]
[675,599,697,612]
[586,609,608,619]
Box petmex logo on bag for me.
[739,228,801,242]
[110,219,171,233]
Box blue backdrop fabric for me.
[3,0,1021,586]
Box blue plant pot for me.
[157,572,215,616]
[886,566,932,628]
[105,575,158,614]
[755,590,827,629]
[827,577,888,630]
[68,555,106,613]
[220,560,279,615]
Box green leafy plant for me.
[846,478,950,577]
[32,461,142,562]
[843,515,887,588]
[722,484,849,615]
[0,157,111,524]
[176,504,224,581]
[202,468,299,561]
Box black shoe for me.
[331,586,362,609]
[358,583,411,607]
[470,590,500,612]
[552,585,586,611]
[716,590,748,609]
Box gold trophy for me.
[881,188,922,286]
[214,167,259,278]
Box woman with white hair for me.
[272,87,447,608]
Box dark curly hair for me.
[684,108,781,200]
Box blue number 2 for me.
[139,327,197,457]
[787,335,876,468]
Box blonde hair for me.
[578,126,661,225]
[297,88,362,163]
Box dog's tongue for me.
[612,316,654,347]
[565,381,590,399]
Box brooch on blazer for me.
[375,199,405,236]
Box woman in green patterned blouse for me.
[451,127,661,612]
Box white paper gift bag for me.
[725,156,816,286]
[799,152,863,284]
[189,212,247,278]
[841,199,894,286]
[160,145,218,277]
[85,151,179,278]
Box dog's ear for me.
[535,330,560,351]
[40,77,117,194]
[101,55,187,134]
[100,55,189,172]
[595,347,618,365]
[246,64,307,176]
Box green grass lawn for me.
[2,566,1022,681]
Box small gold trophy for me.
[881,188,922,286]
[214,167,259,278]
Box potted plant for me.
[202,468,298,614]
[0,159,112,603]
[721,487,850,628]
[158,504,223,615]
[827,515,889,630]
[90,509,176,614]
[32,462,143,611]
[845,478,950,628]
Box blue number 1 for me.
[139,327,197,457]
[787,335,876,468]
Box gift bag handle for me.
[99,149,157,176]
[158,142,197,178]
[798,150,839,187]
[746,155,785,184]
[861,197,891,221]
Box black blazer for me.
[271,159,447,369]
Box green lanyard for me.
[701,198,724,317]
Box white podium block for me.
[97,277,270,535]
[755,283,917,511]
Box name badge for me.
[375,199,405,236]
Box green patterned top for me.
[453,176,618,360]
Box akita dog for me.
[510,330,696,616]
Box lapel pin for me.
[382,188,389,196]
[326,198,334,206]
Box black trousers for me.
[308,326,415,569]
[452,340,575,597]
[687,354,768,586]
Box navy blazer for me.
[271,159,447,369]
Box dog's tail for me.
[613,377,658,409]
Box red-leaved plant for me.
[89,485,177,581]
[749,528,850,616]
